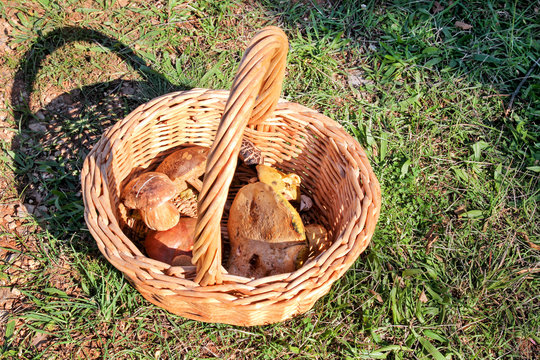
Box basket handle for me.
[191,27,289,286]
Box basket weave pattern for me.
[81,27,381,326]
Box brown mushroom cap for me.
[228,182,305,244]
[122,172,177,209]
[122,172,179,231]
[145,217,197,264]
[156,146,209,192]
[239,138,263,165]
[227,182,307,278]
[171,254,193,266]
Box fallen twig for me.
[505,56,540,116]
[516,268,540,275]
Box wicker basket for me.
[81,27,381,326]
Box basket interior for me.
[101,92,364,272]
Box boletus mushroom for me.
[122,172,179,231]
[227,182,308,278]
[256,164,301,202]
[156,145,209,193]
[144,217,197,264]
[239,138,263,166]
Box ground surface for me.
[0,0,538,359]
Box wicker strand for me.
[192,27,288,285]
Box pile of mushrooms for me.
[227,164,329,279]
[120,141,330,278]
[121,145,208,265]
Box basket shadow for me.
[9,26,191,252]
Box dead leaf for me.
[116,0,130,7]
[371,144,378,158]
[0,287,21,310]
[426,236,439,253]
[518,232,540,251]
[454,204,467,215]
[455,21,473,30]
[31,332,48,348]
[419,290,428,303]
[347,69,374,88]
[432,1,444,14]
[368,289,383,303]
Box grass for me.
[0,0,538,358]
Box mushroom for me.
[256,164,301,201]
[122,172,179,231]
[227,182,308,278]
[299,194,313,212]
[155,146,209,193]
[239,138,263,166]
[144,217,197,264]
